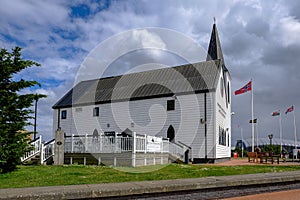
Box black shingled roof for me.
[53,60,222,109]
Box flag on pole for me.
[249,118,257,123]
[271,111,280,116]
[285,106,294,114]
[234,81,252,95]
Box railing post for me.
[132,132,136,167]
[160,137,163,153]
[100,133,102,152]
[71,134,74,153]
[85,133,88,152]
[40,136,43,165]
[144,134,147,153]
[115,132,118,153]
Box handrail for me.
[21,136,42,162]
[21,136,56,164]
[168,142,185,160]
[41,139,55,164]
[168,141,192,162]
[177,141,192,149]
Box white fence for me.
[21,136,55,164]
[21,137,42,162]
[64,132,169,154]
[168,141,191,161]
[41,139,55,163]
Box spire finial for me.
[213,17,216,24]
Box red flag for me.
[234,81,252,95]
[271,111,280,116]
[285,106,294,114]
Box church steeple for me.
[206,20,224,62]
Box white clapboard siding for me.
[53,71,231,161]
[215,71,231,158]
[190,92,215,159]
[54,92,214,159]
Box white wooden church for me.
[52,22,231,165]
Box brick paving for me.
[224,188,300,200]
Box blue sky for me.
[1,0,300,144]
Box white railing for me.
[21,136,55,164]
[169,142,185,160]
[41,139,55,164]
[21,137,42,162]
[64,132,167,154]
[162,139,170,153]
[168,141,192,162]
[65,134,133,153]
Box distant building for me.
[52,22,231,164]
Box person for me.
[255,147,261,153]
[282,149,286,162]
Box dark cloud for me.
[1,0,300,144]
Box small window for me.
[218,126,226,146]
[93,107,99,117]
[227,133,230,147]
[220,77,224,98]
[167,100,175,111]
[61,110,67,119]
[227,82,230,104]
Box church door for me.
[167,125,175,142]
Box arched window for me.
[220,77,224,98]
[227,82,230,104]
[93,129,99,142]
[93,129,99,138]
[167,125,175,142]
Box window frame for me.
[167,100,175,111]
[61,110,67,119]
[93,107,100,117]
[220,77,224,98]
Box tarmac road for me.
[223,189,300,200]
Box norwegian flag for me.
[234,81,252,95]
[285,106,294,114]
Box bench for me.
[258,152,280,164]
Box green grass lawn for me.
[1,163,300,189]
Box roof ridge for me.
[78,60,219,84]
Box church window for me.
[227,82,230,104]
[219,126,226,146]
[220,78,224,98]
[167,100,175,111]
[61,110,67,119]
[93,107,99,117]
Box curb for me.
[1,170,300,199]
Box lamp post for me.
[268,134,273,146]
[34,94,39,140]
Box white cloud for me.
[2,0,300,143]
[278,16,300,46]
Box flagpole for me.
[256,122,258,147]
[279,111,282,153]
[251,79,254,152]
[293,107,297,150]
[241,127,244,158]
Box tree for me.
[0,47,45,173]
